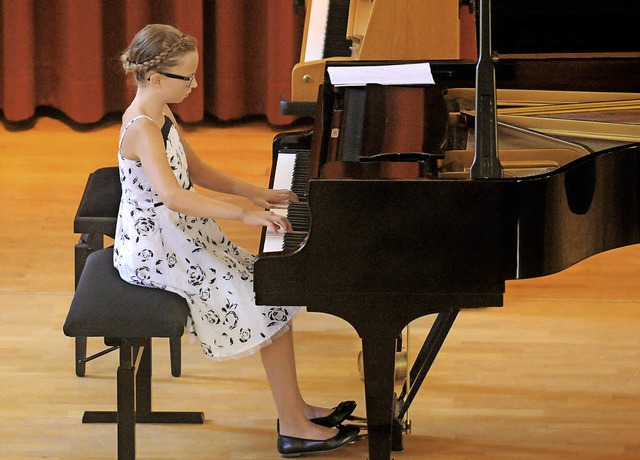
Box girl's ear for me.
[148,74,162,87]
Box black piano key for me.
[283,232,308,252]
[322,0,352,58]
[291,150,310,198]
[287,202,310,233]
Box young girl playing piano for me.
[115,24,359,457]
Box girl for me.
[115,24,359,457]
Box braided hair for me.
[121,24,197,82]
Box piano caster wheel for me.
[357,350,408,384]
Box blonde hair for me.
[121,24,197,82]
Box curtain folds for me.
[0,0,304,125]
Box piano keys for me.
[259,135,312,254]
[300,0,351,63]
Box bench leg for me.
[74,233,104,377]
[81,339,204,459]
[117,344,137,460]
[75,337,87,377]
[133,339,202,423]
[169,336,181,377]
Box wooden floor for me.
[1,115,639,459]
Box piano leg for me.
[360,334,398,460]
[360,308,460,459]
[309,303,455,459]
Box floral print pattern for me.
[113,115,299,360]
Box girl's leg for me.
[260,325,337,440]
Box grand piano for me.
[255,1,640,459]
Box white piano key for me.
[263,153,295,253]
[262,233,285,253]
[272,152,297,191]
[262,206,289,253]
[303,0,330,62]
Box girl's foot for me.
[277,424,360,458]
[305,400,357,427]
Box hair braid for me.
[121,25,197,82]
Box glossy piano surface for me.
[255,66,640,458]
[255,4,640,457]
[256,65,640,308]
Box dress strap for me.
[118,115,155,151]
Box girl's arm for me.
[121,117,291,233]
[166,110,298,208]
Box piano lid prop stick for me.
[470,0,503,179]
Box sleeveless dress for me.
[113,115,300,360]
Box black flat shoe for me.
[310,400,357,428]
[277,424,360,458]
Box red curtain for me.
[0,0,304,125]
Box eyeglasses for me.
[148,71,196,86]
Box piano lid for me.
[491,0,640,57]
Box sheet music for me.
[327,62,435,86]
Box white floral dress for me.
[113,115,299,360]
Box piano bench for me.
[63,248,204,460]
[73,167,181,378]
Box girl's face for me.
[155,50,199,103]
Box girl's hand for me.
[241,210,292,233]
[248,188,299,209]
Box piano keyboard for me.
[302,0,352,62]
[261,150,311,254]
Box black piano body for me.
[255,72,640,459]
[257,58,640,304]
[254,2,640,459]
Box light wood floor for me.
[1,115,639,459]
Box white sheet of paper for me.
[327,63,435,86]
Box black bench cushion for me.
[73,167,121,237]
[64,248,189,338]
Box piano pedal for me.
[342,414,368,430]
[342,412,408,449]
